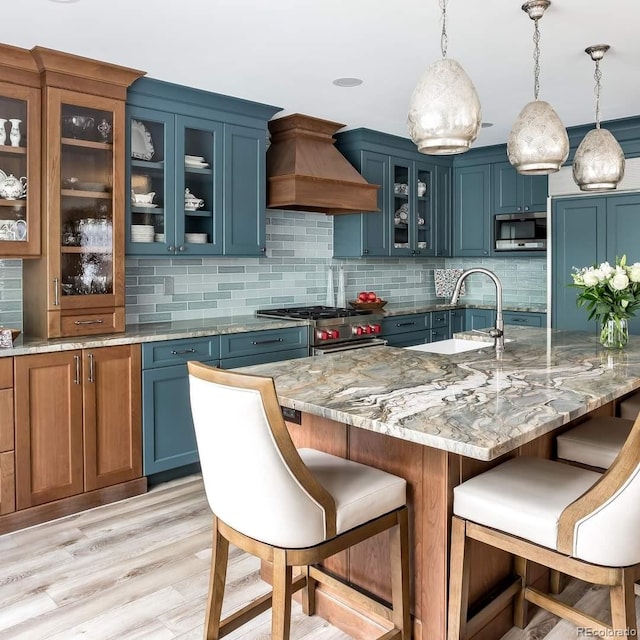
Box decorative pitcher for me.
[8,119,21,147]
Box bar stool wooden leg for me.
[447,516,471,640]
[549,569,564,595]
[271,548,293,640]
[205,517,229,640]
[301,565,316,616]
[389,507,411,638]
[610,568,637,633]
[513,556,530,628]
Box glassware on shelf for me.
[97,118,112,143]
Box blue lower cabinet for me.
[384,330,429,347]
[430,326,451,342]
[503,311,546,327]
[220,347,308,369]
[450,309,465,334]
[219,327,308,359]
[465,308,496,330]
[142,359,218,475]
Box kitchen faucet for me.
[449,268,505,353]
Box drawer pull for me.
[171,348,197,355]
[74,319,104,325]
[396,322,416,327]
[73,355,81,385]
[252,338,283,345]
[512,318,526,323]
[88,353,95,383]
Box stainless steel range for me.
[256,306,386,355]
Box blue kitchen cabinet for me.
[465,308,496,331]
[552,194,640,334]
[453,164,492,257]
[450,308,465,334]
[333,150,389,257]
[493,162,548,215]
[219,326,309,368]
[142,336,220,477]
[503,311,547,327]
[381,311,451,346]
[430,310,451,341]
[126,77,279,257]
[334,129,452,258]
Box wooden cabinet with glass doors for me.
[0,45,41,258]
[22,48,143,338]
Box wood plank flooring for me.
[0,474,636,640]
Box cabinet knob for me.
[260,247,266,253]
[483,250,489,255]
[524,206,530,211]
[168,245,175,253]
[178,245,186,252]
[517,206,522,212]
[363,249,369,254]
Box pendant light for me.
[507,0,569,175]
[572,45,625,191]
[407,0,481,155]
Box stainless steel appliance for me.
[256,306,386,355]
[494,211,547,251]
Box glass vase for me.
[600,314,629,349]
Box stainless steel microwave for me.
[494,212,547,251]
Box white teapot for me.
[184,188,204,211]
[0,174,27,200]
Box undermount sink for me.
[405,338,494,355]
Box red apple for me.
[358,291,369,302]
[367,291,377,301]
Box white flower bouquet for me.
[571,255,640,347]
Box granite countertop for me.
[239,326,639,461]
[381,302,548,316]
[0,315,310,358]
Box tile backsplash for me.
[0,210,547,329]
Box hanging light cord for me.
[532,17,541,100]
[440,0,448,59]
[594,58,602,129]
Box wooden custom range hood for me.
[266,113,379,215]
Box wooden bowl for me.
[348,300,388,310]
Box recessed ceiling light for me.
[481,122,494,128]
[332,77,363,88]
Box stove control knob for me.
[329,329,340,339]
[362,325,371,334]
[371,323,382,334]
[317,330,328,341]
[353,325,363,336]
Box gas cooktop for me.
[256,305,373,320]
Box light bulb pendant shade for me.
[572,44,625,191]
[507,100,569,174]
[573,129,625,192]
[407,58,482,155]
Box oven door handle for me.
[313,338,387,354]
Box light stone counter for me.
[380,302,547,316]
[0,315,309,358]
[240,326,639,461]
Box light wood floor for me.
[0,474,636,640]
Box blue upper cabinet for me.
[453,164,492,257]
[493,161,547,214]
[126,78,280,257]
[333,128,452,258]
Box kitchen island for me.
[240,326,640,640]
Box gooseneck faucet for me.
[449,268,505,353]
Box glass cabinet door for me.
[391,160,412,256]
[126,107,174,255]
[0,82,40,257]
[415,163,434,256]
[175,115,222,255]
[58,101,116,304]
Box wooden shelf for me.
[184,166,213,175]
[185,209,212,217]
[131,160,164,170]
[60,246,112,254]
[61,137,112,151]
[0,199,26,207]
[0,145,27,156]
[61,189,111,199]
[131,206,164,214]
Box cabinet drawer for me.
[503,312,546,327]
[142,337,220,369]
[384,331,428,348]
[220,347,309,370]
[219,327,308,359]
[0,359,11,388]
[431,311,449,328]
[382,314,430,335]
[430,326,451,342]
[55,308,125,337]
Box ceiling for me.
[9,0,640,148]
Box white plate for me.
[131,203,158,208]
[185,161,209,168]
[185,155,205,162]
[131,120,155,161]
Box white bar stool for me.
[187,361,412,640]
[448,424,640,640]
